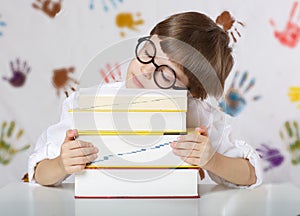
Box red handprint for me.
[270,1,300,48]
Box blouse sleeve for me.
[207,112,263,188]
[27,92,77,182]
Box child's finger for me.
[177,133,203,143]
[68,154,98,165]
[172,148,200,158]
[170,141,201,151]
[66,140,93,150]
[177,134,197,142]
[64,164,86,174]
[181,157,200,166]
[68,146,98,158]
[64,129,78,142]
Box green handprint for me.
[280,120,300,165]
[0,121,30,165]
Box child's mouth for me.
[132,74,144,88]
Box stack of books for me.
[71,85,201,198]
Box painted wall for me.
[0,0,299,187]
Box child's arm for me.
[170,127,257,186]
[34,129,98,186]
[202,152,256,186]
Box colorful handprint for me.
[52,66,79,97]
[216,11,245,43]
[219,70,261,117]
[3,58,31,87]
[270,1,300,48]
[99,63,122,84]
[256,143,284,172]
[0,15,6,37]
[32,0,62,18]
[89,0,123,11]
[116,12,144,37]
[288,86,300,109]
[0,121,30,165]
[280,120,300,165]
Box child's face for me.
[125,35,189,90]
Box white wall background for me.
[0,0,299,187]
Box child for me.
[28,11,262,187]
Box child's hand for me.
[170,126,215,168]
[58,129,98,175]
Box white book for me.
[78,86,187,111]
[75,194,200,215]
[74,132,200,198]
[75,168,199,198]
[70,110,186,132]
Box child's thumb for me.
[64,129,77,142]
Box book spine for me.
[79,96,187,110]
[84,166,200,169]
[71,111,186,131]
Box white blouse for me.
[28,82,262,188]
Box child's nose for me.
[140,64,154,80]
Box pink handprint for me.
[99,63,122,84]
[270,1,300,48]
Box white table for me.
[0,182,300,216]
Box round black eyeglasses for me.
[135,36,187,90]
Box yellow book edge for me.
[77,130,187,136]
[85,165,200,169]
[69,109,186,112]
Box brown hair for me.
[150,12,234,99]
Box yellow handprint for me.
[288,86,300,109]
[116,12,144,37]
[0,121,30,165]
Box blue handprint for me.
[0,121,30,165]
[280,120,300,165]
[256,143,284,172]
[219,70,261,117]
[0,15,6,36]
[89,0,123,12]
